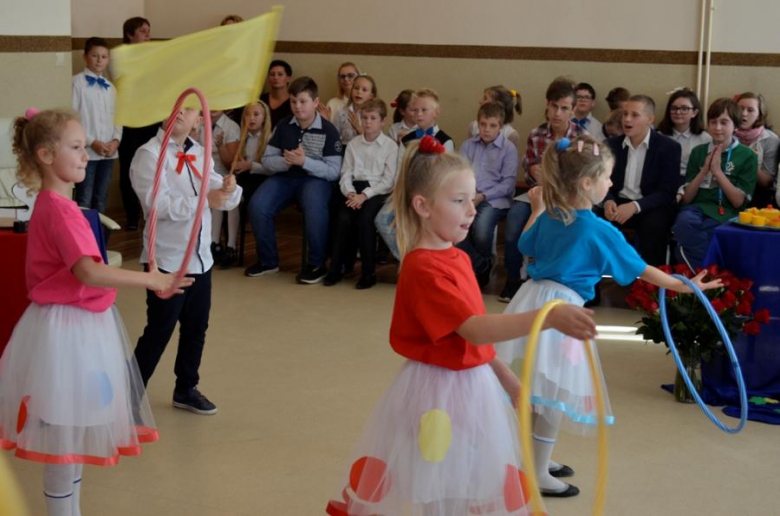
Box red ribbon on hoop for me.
[147,88,212,299]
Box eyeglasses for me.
[670,106,694,114]
[576,95,594,101]
[338,73,358,81]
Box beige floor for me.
[5,265,778,516]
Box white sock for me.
[548,459,563,471]
[532,413,567,492]
[211,209,224,244]
[72,464,83,516]
[226,207,240,248]
[44,464,74,516]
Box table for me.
[702,222,780,424]
[0,230,29,357]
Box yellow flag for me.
[112,7,282,127]
[0,455,29,516]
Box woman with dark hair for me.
[657,88,711,177]
[259,60,293,129]
[118,16,157,230]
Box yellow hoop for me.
[517,299,609,516]
[0,455,29,516]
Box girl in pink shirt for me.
[0,109,192,516]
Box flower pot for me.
[674,356,702,403]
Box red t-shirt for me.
[26,190,116,312]
[390,246,495,370]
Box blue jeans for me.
[74,159,114,213]
[504,200,532,279]
[248,174,333,268]
[672,205,721,269]
[374,200,400,260]
[457,201,508,274]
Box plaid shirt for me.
[522,121,584,185]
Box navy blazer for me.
[606,130,682,213]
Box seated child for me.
[325,100,398,289]
[572,82,604,142]
[246,76,343,284]
[457,102,518,288]
[466,85,522,149]
[387,89,414,143]
[333,74,377,146]
[674,98,758,268]
[735,92,780,207]
[376,88,454,259]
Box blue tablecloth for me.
[702,222,780,424]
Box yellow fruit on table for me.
[753,215,767,226]
[770,219,780,228]
[739,212,754,224]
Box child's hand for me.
[346,193,366,209]
[612,202,638,224]
[397,129,410,142]
[91,140,108,156]
[147,262,195,295]
[214,131,224,148]
[222,174,237,193]
[283,146,306,167]
[603,200,618,221]
[489,359,521,407]
[316,103,330,120]
[233,160,252,174]
[527,186,545,213]
[473,193,486,206]
[545,304,597,341]
[708,144,723,176]
[348,111,362,133]
[689,269,724,293]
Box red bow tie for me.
[176,152,202,179]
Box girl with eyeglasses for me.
[657,88,711,178]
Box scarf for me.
[735,125,765,147]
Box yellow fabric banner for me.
[112,7,282,127]
[0,455,29,516]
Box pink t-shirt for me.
[26,190,116,312]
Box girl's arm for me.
[489,359,520,407]
[640,266,723,293]
[523,186,544,232]
[457,304,597,344]
[72,257,194,293]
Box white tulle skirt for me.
[326,360,534,516]
[495,280,614,435]
[0,303,157,466]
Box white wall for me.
[144,0,780,54]
[70,0,145,38]
[0,0,70,35]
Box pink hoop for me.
[147,87,212,299]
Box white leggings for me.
[43,464,83,516]
[211,207,241,248]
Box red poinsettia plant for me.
[626,264,771,363]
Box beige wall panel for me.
[71,0,145,38]
[0,53,72,118]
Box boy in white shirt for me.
[72,37,122,213]
[130,107,242,415]
[325,100,398,289]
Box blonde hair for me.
[412,88,440,109]
[337,62,360,96]
[541,135,613,225]
[12,109,79,192]
[392,142,471,260]
[236,101,272,164]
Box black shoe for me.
[211,242,224,261]
[172,388,218,415]
[219,247,237,269]
[540,483,580,498]
[549,464,575,478]
[584,282,601,308]
[323,272,342,286]
[297,264,327,284]
[498,278,523,303]
[244,262,279,277]
[355,274,376,290]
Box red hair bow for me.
[419,135,445,154]
[390,100,398,108]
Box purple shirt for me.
[460,133,518,210]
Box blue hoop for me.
[659,274,748,433]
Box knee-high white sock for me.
[71,464,83,516]
[43,464,74,516]
[211,209,224,244]
[226,207,240,248]
[532,413,566,492]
